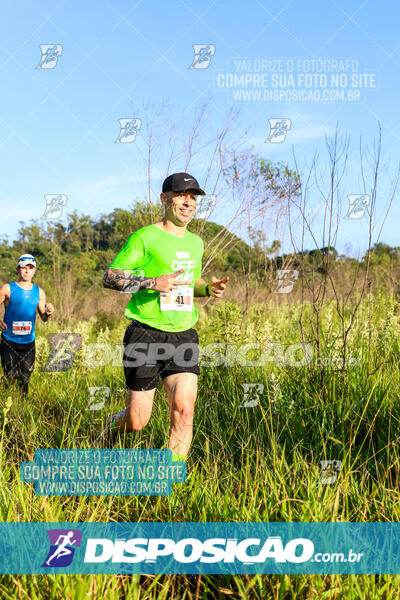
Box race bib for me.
[12,321,32,335]
[160,286,193,312]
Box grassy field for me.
[0,293,399,599]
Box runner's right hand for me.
[0,320,7,330]
[152,269,192,293]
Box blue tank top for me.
[2,281,40,344]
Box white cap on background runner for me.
[17,254,36,267]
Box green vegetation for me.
[0,292,399,598]
[1,194,400,597]
[1,205,400,324]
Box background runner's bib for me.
[109,224,204,332]
[12,321,32,335]
[2,281,39,344]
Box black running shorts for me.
[0,335,36,394]
[122,319,200,391]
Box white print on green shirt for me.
[171,258,196,283]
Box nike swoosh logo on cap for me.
[183,178,193,181]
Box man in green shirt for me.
[99,172,229,461]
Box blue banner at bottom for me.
[0,522,399,574]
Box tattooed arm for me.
[102,268,190,294]
[102,268,157,293]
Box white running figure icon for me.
[46,531,77,565]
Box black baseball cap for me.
[162,172,206,196]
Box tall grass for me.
[0,294,399,598]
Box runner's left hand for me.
[45,303,54,316]
[210,276,229,298]
[0,320,7,330]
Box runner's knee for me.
[126,412,150,431]
[126,404,152,431]
[171,403,195,426]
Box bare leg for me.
[114,388,156,433]
[163,372,198,457]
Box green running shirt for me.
[109,224,204,332]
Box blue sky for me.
[0,0,399,257]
